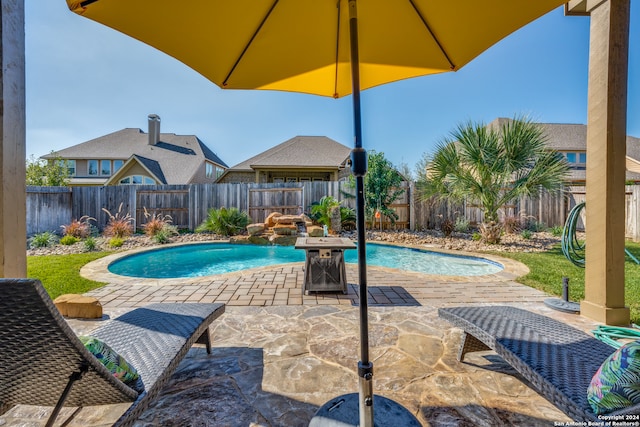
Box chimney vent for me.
[148,114,161,145]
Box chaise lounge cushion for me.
[588,340,640,414]
[79,336,140,384]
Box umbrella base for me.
[309,393,420,427]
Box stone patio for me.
[1,250,601,426]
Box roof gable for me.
[228,136,351,171]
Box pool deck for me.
[2,248,601,426]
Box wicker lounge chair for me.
[438,305,640,421]
[0,278,225,427]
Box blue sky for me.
[26,3,639,174]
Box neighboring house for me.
[42,114,228,186]
[217,136,352,183]
[488,118,640,184]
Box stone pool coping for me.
[80,240,529,287]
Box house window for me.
[579,153,587,164]
[566,153,577,163]
[206,163,214,178]
[120,175,155,185]
[56,159,75,176]
[113,160,124,172]
[215,166,224,178]
[88,160,98,176]
[101,160,111,176]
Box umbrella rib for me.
[80,0,99,6]
[223,0,280,87]
[333,0,342,98]
[408,0,456,70]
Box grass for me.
[492,241,640,324]
[27,252,110,299]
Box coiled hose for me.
[561,202,640,267]
[592,325,640,348]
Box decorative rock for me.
[273,215,305,225]
[247,223,265,235]
[265,212,282,228]
[273,224,297,235]
[54,294,102,319]
[269,235,298,246]
[248,235,270,245]
[307,225,324,237]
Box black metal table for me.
[294,237,356,295]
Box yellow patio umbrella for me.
[65,1,567,425]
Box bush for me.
[152,224,178,244]
[61,216,95,239]
[196,207,251,236]
[550,225,563,237]
[29,231,58,248]
[454,216,470,233]
[521,229,533,240]
[472,232,482,241]
[142,207,173,237]
[523,218,546,232]
[60,235,79,245]
[108,237,124,248]
[83,237,97,252]
[440,218,454,237]
[102,203,134,238]
[503,216,521,234]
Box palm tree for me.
[424,117,570,243]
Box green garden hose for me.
[592,324,640,348]
[561,201,639,267]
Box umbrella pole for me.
[347,2,374,426]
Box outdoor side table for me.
[294,237,356,295]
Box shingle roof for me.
[133,155,167,184]
[43,128,228,185]
[227,136,351,171]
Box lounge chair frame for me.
[0,278,225,427]
[438,305,640,421]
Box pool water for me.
[108,243,503,279]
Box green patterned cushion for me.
[588,340,640,414]
[79,336,139,384]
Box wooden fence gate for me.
[248,186,304,223]
[136,189,190,230]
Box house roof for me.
[488,118,640,160]
[227,136,351,172]
[43,128,228,185]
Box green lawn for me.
[492,241,640,324]
[27,252,110,299]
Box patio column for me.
[574,0,630,325]
[0,0,26,277]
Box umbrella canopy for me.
[67,0,564,98]
[65,1,567,425]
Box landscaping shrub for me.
[196,207,251,236]
[472,232,482,241]
[83,236,97,252]
[102,203,134,238]
[503,216,521,234]
[142,207,173,236]
[550,225,563,237]
[61,216,95,239]
[152,224,178,244]
[454,216,470,233]
[521,229,533,240]
[108,237,124,248]
[60,235,79,246]
[440,218,454,237]
[29,231,58,248]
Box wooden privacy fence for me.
[25,183,640,242]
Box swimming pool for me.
[107,243,503,279]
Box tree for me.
[424,117,570,243]
[361,151,405,227]
[26,153,71,186]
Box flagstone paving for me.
[1,252,600,426]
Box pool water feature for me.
[108,243,503,279]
